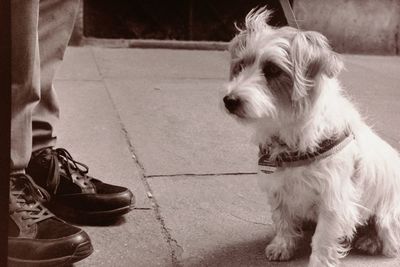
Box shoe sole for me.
[49,203,134,224]
[8,240,93,267]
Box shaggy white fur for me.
[223,7,400,267]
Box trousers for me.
[11,0,80,172]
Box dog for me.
[223,7,400,267]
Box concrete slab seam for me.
[90,47,184,266]
[118,124,185,267]
[56,78,102,82]
[145,172,257,179]
[104,76,226,82]
[89,47,105,78]
[395,25,399,55]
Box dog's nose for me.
[223,95,240,112]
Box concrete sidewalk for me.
[55,47,400,267]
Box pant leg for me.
[11,0,41,172]
[32,0,80,152]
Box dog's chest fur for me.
[258,167,320,221]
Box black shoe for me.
[26,147,134,224]
[9,173,93,266]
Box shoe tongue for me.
[11,176,49,204]
[10,182,40,209]
[36,148,71,181]
[11,179,32,195]
[44,149,77,175]
[22,192,38,204]
[34,147,53,159]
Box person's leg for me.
[32,0,81,152]
[9,1,93,265]
[10,0,40,172]
[27,0,134,224]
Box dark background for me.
[0,0,11,265]
[83,0,289,41]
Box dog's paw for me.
[354,235,382,255]
[309,254,338,267]
[265,239,295,261]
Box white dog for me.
[223,7,400,267]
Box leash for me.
[279,0,300,29]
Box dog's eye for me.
[263,63,282,79]
[232,60,245,77]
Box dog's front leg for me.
[265,200,300,261]
[309,208,356,267]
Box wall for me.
[293,0,400,54]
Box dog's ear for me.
[291,31,343,100]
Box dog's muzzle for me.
[223,95,241,113]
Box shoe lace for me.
[10,174,54,226]
[43,148,92,194]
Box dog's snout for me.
[223,95,240,112]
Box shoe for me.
[9,173,93,266]
[27,147,134,223]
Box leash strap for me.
[279,0,300,29]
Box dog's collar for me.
[258,132,355,174]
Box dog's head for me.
[223,7,343,124]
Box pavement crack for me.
[89,47,104,77]
[395,26,399,55]
[227,212,270,226]
[118,124,184,266]
[152,197,184,267]
[146,172,257,179]
[97,59,183,265]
